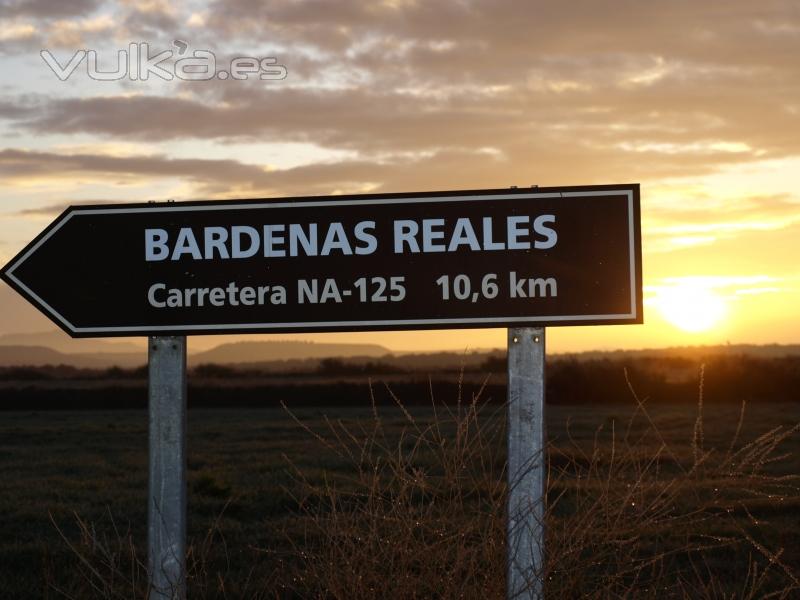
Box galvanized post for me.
[148,336,187,600]
[507,327,546,599]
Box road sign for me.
[1,184,642,338]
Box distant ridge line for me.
[0,331,798,369]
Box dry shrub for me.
[544,368,800,599]
[48,502,267,600]
[49,367,800,599]
[48,509,145,599]
[275,368,800,599]
[274,376,506,599]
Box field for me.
[2,381,800,598]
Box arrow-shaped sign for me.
[1,185,642,338]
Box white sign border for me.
[3,189,638,335]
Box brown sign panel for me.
[0,185,642,337]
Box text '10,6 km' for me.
[0,185,642,337]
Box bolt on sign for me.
[0,184,642,337]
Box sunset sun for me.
[652,283,728,333]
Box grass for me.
[1,373,800,598]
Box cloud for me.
[0,20,36,42]
[1,1,798,230]
[0,147,269,186]
[15,199,133,216]
[0,0,101,19]
[0,0,182,53]
[44,14,116,48]
[0,144,568,202]
[117,0,181,40]
[2,71,790,175]
[645,216,800,280]
[0,140,742,204]
[200,0,800,76]
[0,97,34,118]
[0,3,795,182]
[649,193,800,221]
[0,147,397,197]
[0,0,795,185]
[644,193,800,252]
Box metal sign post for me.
[147,336,187,600]
[507,327,546,599]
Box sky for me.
[0,0,798,353]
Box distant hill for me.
[189,341,391,366]
[0,331,392,368]
[0,330,145,354]
[562,344,800,361]
[0,345,72,367]
[0,345,125,369]
[0,327,797,370]
[206,349,505,374]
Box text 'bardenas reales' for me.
[143,215,558,261]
